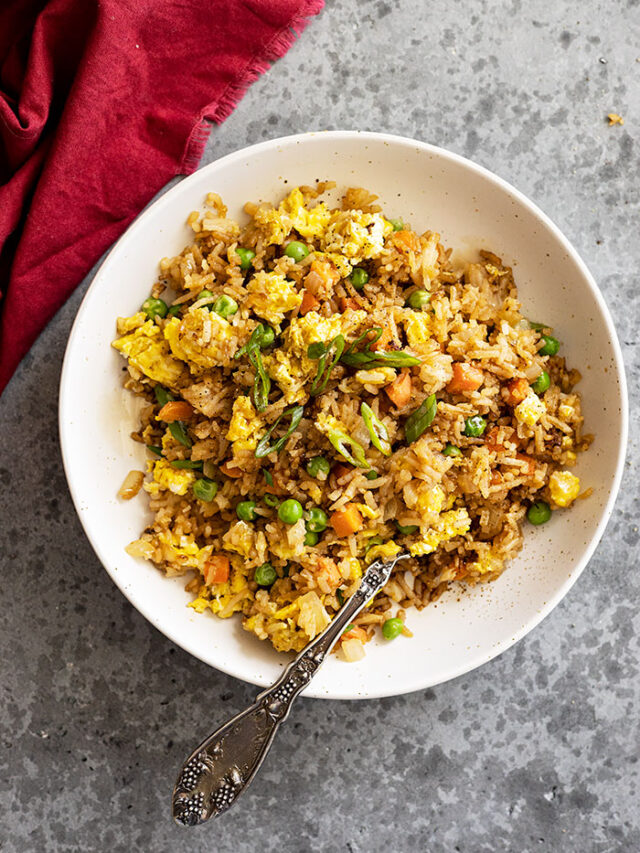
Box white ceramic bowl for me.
[59,131,627,699]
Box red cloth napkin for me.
[0,0,323,395]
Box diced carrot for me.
[446,362,484,394]
[299,290,320,315]
[310,258,340,287]
[332,463,353,481]
[516,452,536,476]
[220,460,243,478]
[339,296,360,312]
[157,400,194,422]
[204,555,230,585]
[340,625,367,643]
[394,230,420,252]
[317,557,342,590]
[503,377,529,406]
[385,369,412,408]
[330,503,363,537]
[486,443,506,454]
[369,326,393,352]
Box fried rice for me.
[112,183,591,662]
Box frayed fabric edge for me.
[180,0,325,175]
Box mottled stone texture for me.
[1,1,638,850]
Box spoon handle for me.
[172,554,407,826]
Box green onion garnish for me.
[255,406,304,458]
[360,402,392,456]
[404,394,437,444]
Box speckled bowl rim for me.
[59,131,628,700]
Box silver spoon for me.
[172,553,409,825]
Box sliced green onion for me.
[341,326,421,370]
[389,219,404,231]
[396,522,419,535]
[192,478,218,502]
[336,588,345,606]
[360,402,392,456]
[154,385,174,406]
[168,421,192,448]
[264,494,280,507]
[170,459,203,470]
[261,468,274,487]
[326,426,369,468]
[248,347,271,412]
[235,323,274,360]
[255,406,304,458]
[364,536,384,556]
[307,334,345,395]
[404,394,437,444]
[147,445,163,456]
[527,320,547,331]
[342,623,355,635]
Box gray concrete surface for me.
[1,1,639,850]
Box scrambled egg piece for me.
[355,367,397,387]
[144,459,196,496]
[321,210,390,263]
[112,320,184,385]
[403,482,445,517]
[245,271,302,326]
[254,188,331,246]
[116,311,147,335]
[155,529,205,569]
[226,396,264,451]
[222,521,267,566]
[366,541,402,563]
[549,470,581,507]
[514,390,546,427]
[164,308,234,370]
[404,312,432,348]
[264,311,367,403]
[297,591,331,638]
[468,548,502,576]
[409,508,471,556]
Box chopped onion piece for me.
[118,470,144,500]
[342,637,366,662]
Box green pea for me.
[284,241,310,262]
[531,370,550,394]
[406,290,430,310]
[382,617,404,640]
[236,500,257,521]
[350,267,369,291]
[539,335,559,356]
[167,304,182,318]
[142,297,168,320]
[278,499,303,525]
[365,470,379,480]
[254,562,277,587]
[464,415,487,438]
[258,325,275,348]
[196,289,215,305]
[306,456,330,478]
[527,500,551,525]
[236,248,256,270]
[396,522,419,535]
[364,536,384,556]
[443,443,462,458]
[389,218,404,231]
[192,478,218,502]
[306,507,328,533]
[214,294,238,318]
[304,531,320,547]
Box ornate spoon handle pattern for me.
[172,553,408,826]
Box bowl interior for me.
[59,132,626,699]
